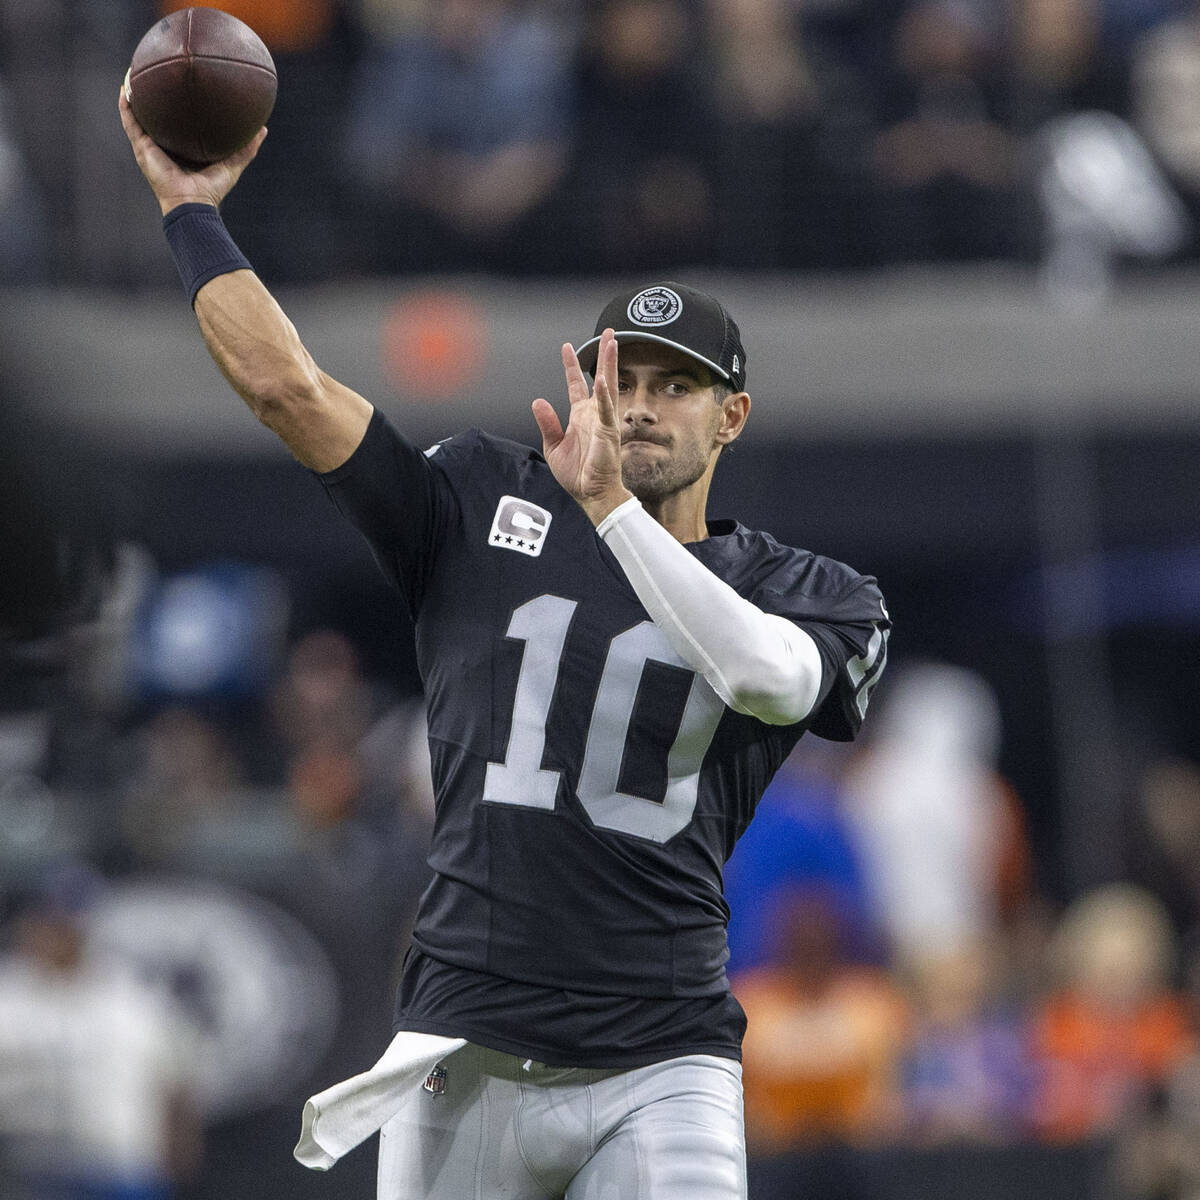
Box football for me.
[125,6,277,165]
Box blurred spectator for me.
[1132,5,1200,244]
[117,706,263,876]
[553,0,718,272]
[1010,0,1103,124]
[868,1,1028,263]
[268,628,429,835]
[704,0,830,267]
[1117,938,1200,1200]
[0,75,47,283]
[901,945,1036,1144]
[358,697,438,830]
[1038,109,1187,305]
[1129,756,1200,939]
[844,663,1032,971]
[735,888,910,1153]
[0,863,202,1200]
[1010,0,1172,123]
[270,629,375,757]
[344,0,574,273]
[708,0,816,126]
[264,743,432,1087]
[1031,883,1194,1143]
[0,373,109,651]
[724,739,876,977]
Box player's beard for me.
[620,435,713,504]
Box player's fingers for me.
[203,126,267,192]
[561,342,589,405]
[118,81,148,146]
[227,126,268,172]
[598,328,618,399]
[118,80,174,180]
[531,397,564,449]
[594,371,618,431]
[118,76,157,149]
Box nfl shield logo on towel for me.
[423,1065,448,1096]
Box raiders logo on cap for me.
[627,286,683,327]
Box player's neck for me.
[641,487,710,545]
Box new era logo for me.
[488,496,552,557]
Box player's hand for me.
[532,329,634,525]
[119,82,266,216]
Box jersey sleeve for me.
[753,563,889,742]
[795,579,890,742]
[316,409,461,618]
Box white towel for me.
[294,1030,468,1170]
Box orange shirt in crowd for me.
[736,966,910,1152]
[1032,991,1194,1142]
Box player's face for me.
[615,343,729,504]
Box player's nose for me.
[621,384,657,425]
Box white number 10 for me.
[482,594,725,843]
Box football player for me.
[120,90,889,1200]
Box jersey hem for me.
[391,1017,742,1070]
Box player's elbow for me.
[723,628,823,726]
[726,666,816,726]
[247,361,326,431]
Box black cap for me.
[576,282,747,392]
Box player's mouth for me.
[622,434,668,447]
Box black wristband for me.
[162,202,253,305]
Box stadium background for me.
[1,1,1200,1197]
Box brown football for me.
[125,7,277,165]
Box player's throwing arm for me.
[118,88,370,473]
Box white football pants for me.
[376,1042,747,1200]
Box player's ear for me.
[715,392,750,446]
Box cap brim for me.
[574,331,734,386]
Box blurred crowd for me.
[2,552,1200,1200]
[728,660,1200,1200]
[3,0,1200,287]
[0,554,436,1199]
[727,666,1200,1189]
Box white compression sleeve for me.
[595,498,824,726]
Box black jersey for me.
[319,410,888,1065]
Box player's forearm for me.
[188,263,370,473]
[596,499,824,725]
[195,271,318,427]
[153,197,369,470]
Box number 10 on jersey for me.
[483,594,726,844]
